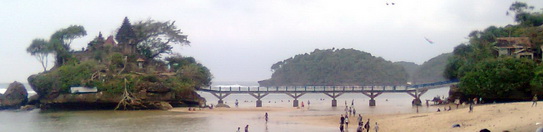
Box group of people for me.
[339,114,378,132]
[235,125,249,132]
[236,112,269,132]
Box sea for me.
[0,82,450,132]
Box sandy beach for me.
[171,102,543,132]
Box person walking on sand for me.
[235,99,239,107]
[455,98,460,109]
[345,115,350,127]
[340,124,344,132]
[364,119,370,132]
[357,114,363,126]
[353,108,356,115]
[301,101,305,107]
[265,112,269,122]
[340,114,345,125]
[533,94,538,107]
[236,127,240,132]
[374,122,379,132]
[469,103,473,112]
[244,125,249,132]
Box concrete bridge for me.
[198,80,458,107]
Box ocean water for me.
[0,82,450,132]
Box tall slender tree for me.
[27,39,53,72]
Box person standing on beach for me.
[364,119,371,132]
[357,114,363,126]
[244,125,249,132]
[353,108,356,115]
[533,94,538,107]
[301,101,305,107]
[349,107,352,116]
[236,127,240,132]
[235,99,239,107]
[374,122,379,132]
[265,112,269,122]
[352,99,355,106]
[340,124,344,132]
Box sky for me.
[1,0,542,84]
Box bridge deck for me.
[198,80,458,94]
[199,86,416,93]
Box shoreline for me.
[171,101,543,132]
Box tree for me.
[26,39,53,72]
[132,19,190,59]
[115,17,137,46]
[49,25,87,66]
[50,25,87,49]
[459,58,535,100]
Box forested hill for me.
[394,61,419,82]
[411,53,452,83]
[258,48,408,86]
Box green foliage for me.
[178,63,212,87]
[31,60,103,94]
[260,48,408,86]
[132,19,190,59]
[165,54,196,71]
[55,60,103,92]
[530,64,543,94]
[459,58,535,99]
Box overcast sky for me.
[1,0,542,84]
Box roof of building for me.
[104,36,117,46]
[495,37,532,48]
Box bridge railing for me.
[201,85,412,92]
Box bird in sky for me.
[425,37,434,44]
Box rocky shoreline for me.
[0,81,205,111]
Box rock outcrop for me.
[28,73,206,110]
[0,81,28,109]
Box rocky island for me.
[23,17,212,110]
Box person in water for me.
[265,112,269,122]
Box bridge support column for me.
[324,92,344,107]
[286,93,305,107]
[249,93,269,107]
[362,92,383,106]
[407,89,428,106]
[211,92,231,106]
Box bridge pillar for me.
[249,93,269,107]
[369,99,376,106]
[211,92,231,106]
[362,92,382,106]
[256,100,262,107]
[286,93,305,107]
[407,89,427,106]
[324,92,343,107]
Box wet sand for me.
[172,102,543,132]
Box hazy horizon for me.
[1,0,542,84]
